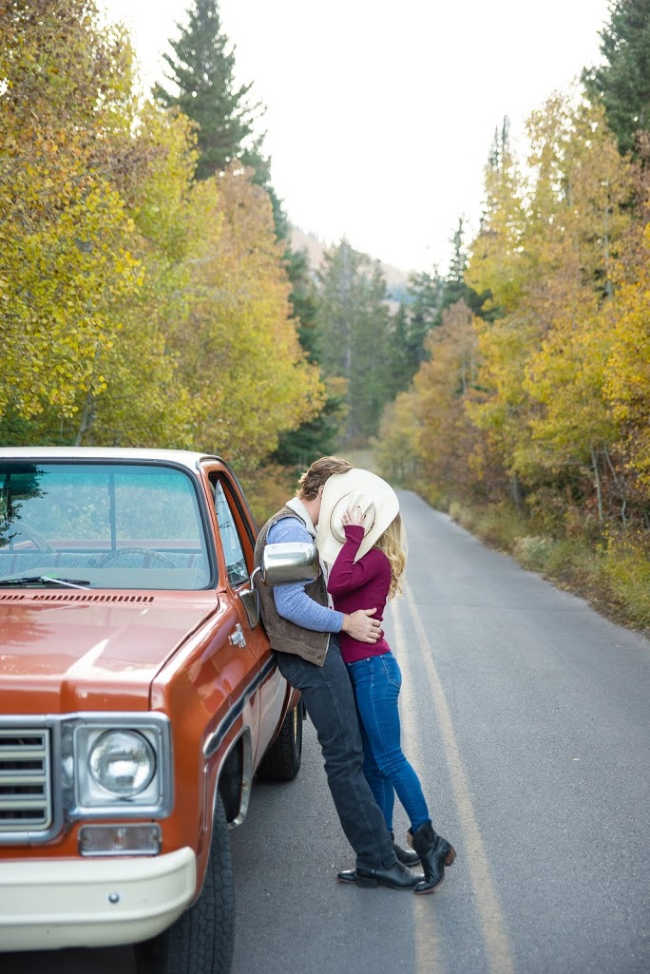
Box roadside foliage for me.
[378,93,650,625]
[0,0,322,475]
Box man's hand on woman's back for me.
[342,608,381,643]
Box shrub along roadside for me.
[419,489,650,634]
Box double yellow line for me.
[391,580,515,974]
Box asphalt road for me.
[4,491,649,973]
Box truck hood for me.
[0,591,219,712]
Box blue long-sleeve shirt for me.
[267,515,343,633]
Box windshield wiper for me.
[0,575,91,589]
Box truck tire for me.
[135,795,234,974]
[257,703,303,781]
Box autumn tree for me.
[375,389,421,486]
[413,301,483,500]
[520,100,635,520]
[467,115,528,317]
[0,0,148,437]
[464,113,531,504]
[0,0,324,465]
[376,301,490,502]
[604,151,650,501]
[378,45,649,567]
[463,95,641,526]
[163,166,323,468]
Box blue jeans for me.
[347,652,430,833]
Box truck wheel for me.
[257,703,303,781]
[135,795,234,974]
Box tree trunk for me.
[603,445,627,526]
[510,474,523,513]
[75,391,95,445]
[602,184,614,299]
[590,445,603,524]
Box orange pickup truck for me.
[0,447,304,974]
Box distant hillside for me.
[290,226,411,305]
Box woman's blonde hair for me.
[375,513,406,599]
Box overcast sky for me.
[100,0,611,274]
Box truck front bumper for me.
[0,846,196,951]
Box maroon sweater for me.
[327,524,392,664]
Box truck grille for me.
[0,728,52,832]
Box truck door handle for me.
[229,623,247,648]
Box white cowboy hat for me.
[316,468,399,564]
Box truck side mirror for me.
[260,542,320,586]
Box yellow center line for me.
[391,582,515,974]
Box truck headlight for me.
[89,730,156,797]
[68,715,173,817]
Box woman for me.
[326,499,456,894]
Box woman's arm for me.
[327,524,383,596]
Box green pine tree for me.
[406,269,444,356]
[395,218,489,394]
[316,240,393,442]
[155,1,347,461]
[583,0,650,155]
[154,0,261,178]
[442,217,485,316]
[273,247,346,466]
[445,217,469,307]
[155,0,344,461]
[384,302,413,399]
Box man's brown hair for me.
[297,456,352,500]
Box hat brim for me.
[316,469,399,564]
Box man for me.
[254,456,419,889]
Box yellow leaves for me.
[463,93,645,483]
[378,301,484,494]
[375,389,421,486]
[0,178,141,419]
[394,92,649,515]
[1,3,321,458]
[602,220,650,483]
[0,6,330,468]
[165,163,323,466]
[524,289,618,470]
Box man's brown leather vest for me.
[254,505,330,667]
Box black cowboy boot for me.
[391,830,420,867]
[337,859,421,889]
[408,821,456,894]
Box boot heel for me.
[356,875,379,888]
[445,846,456,867]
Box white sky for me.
[100,0,611,275]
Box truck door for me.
[209,474,286,767]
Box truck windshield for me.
[0,463,211,590]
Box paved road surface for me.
[4,491,649,973]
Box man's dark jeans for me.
[275,637,396,870]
